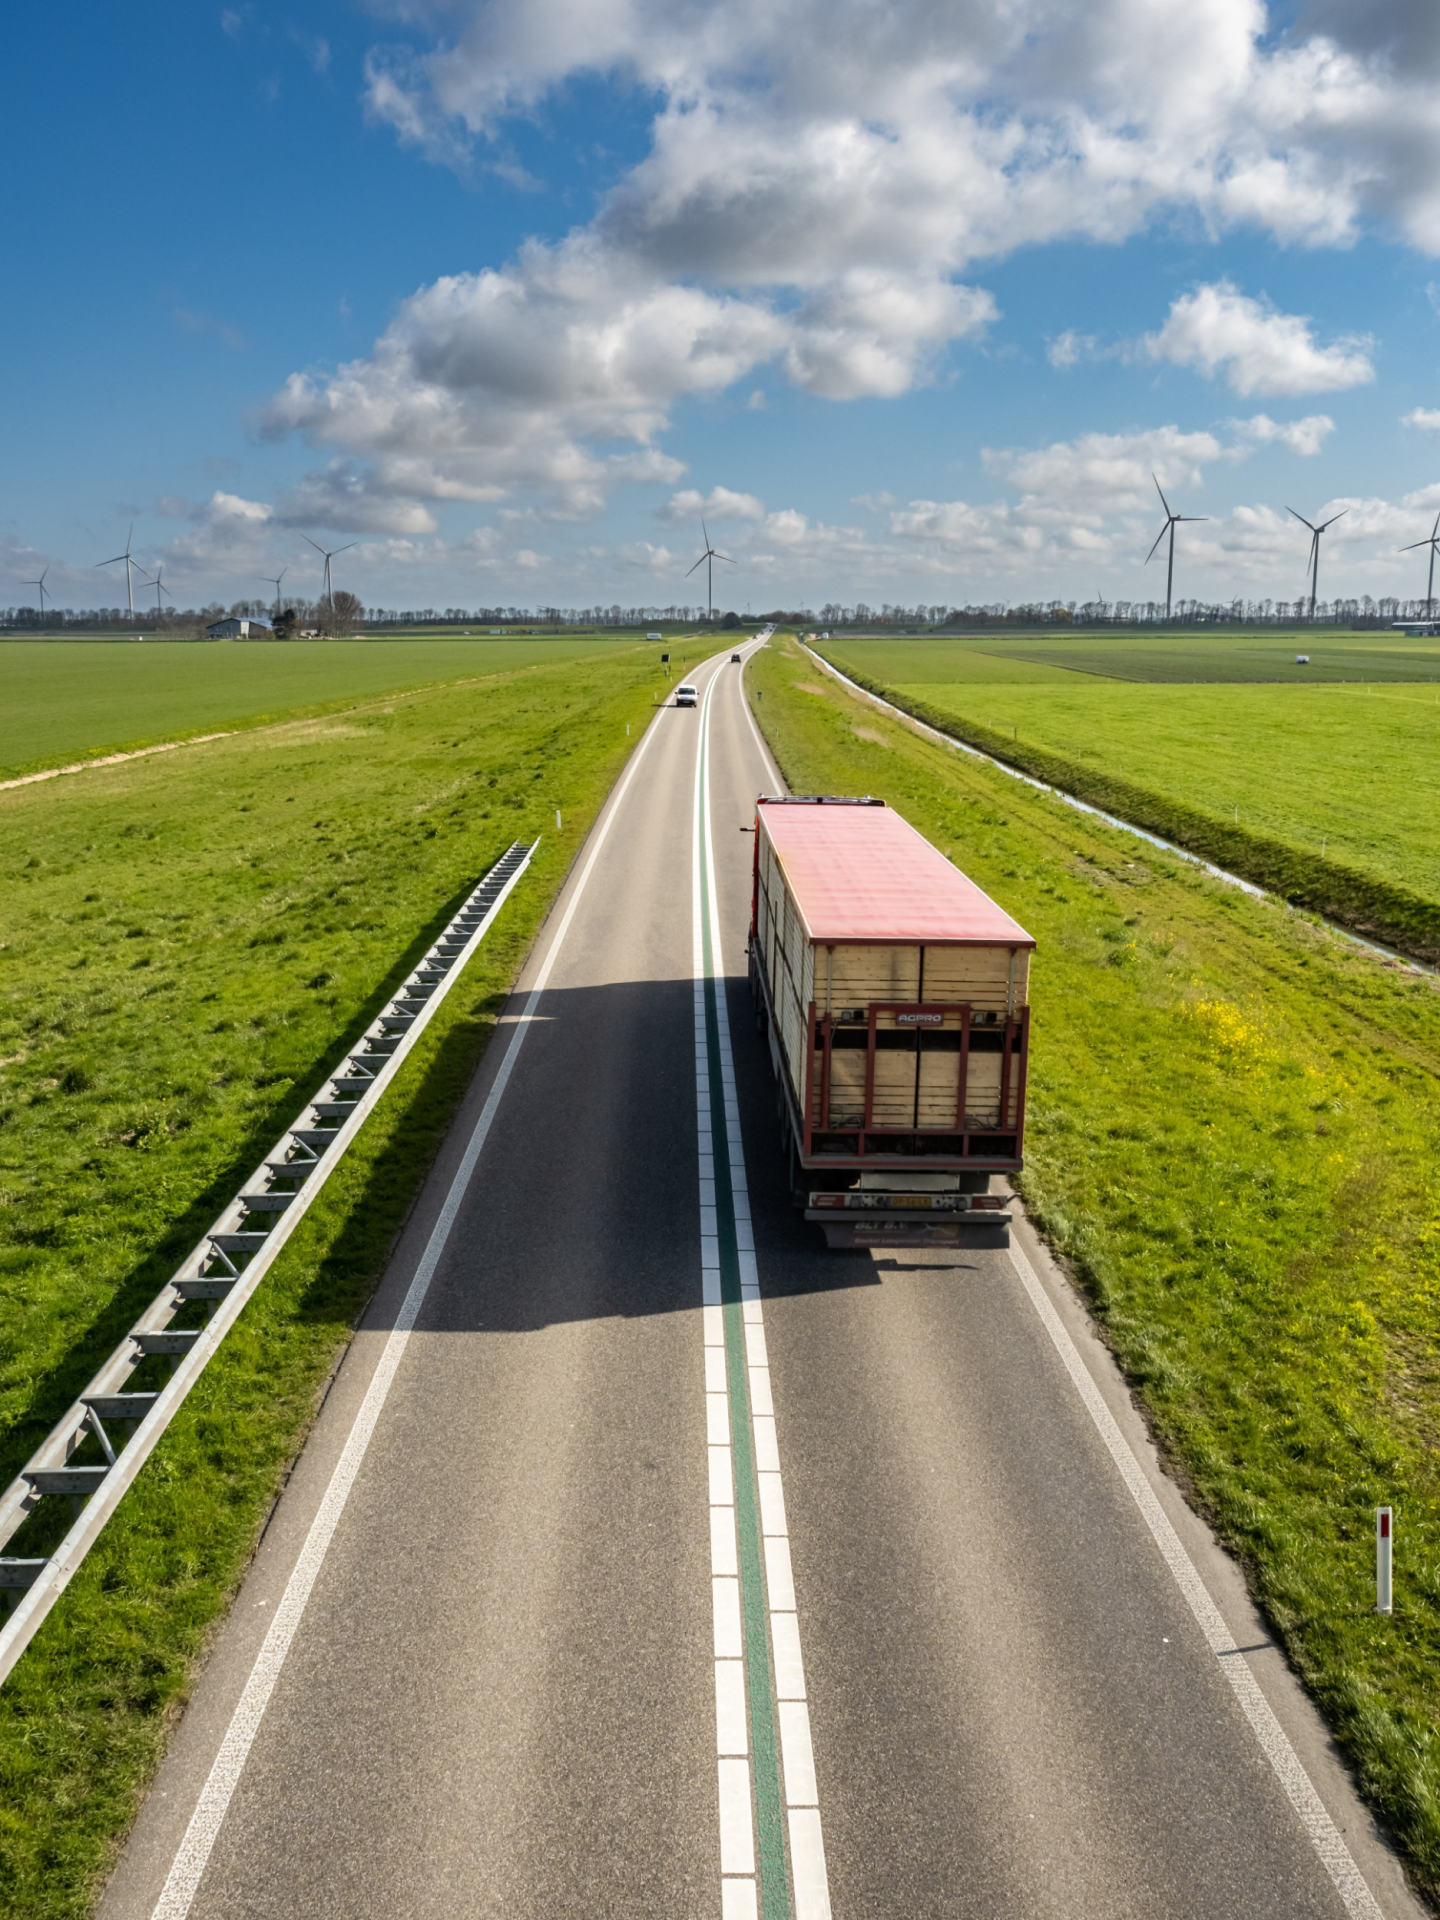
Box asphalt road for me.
[102,646,1425,1920]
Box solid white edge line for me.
[735,636,784,789]
[1007,1235,1385,1920]
[149,703,671,1920]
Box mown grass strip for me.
[0,635,651,780]
[813,646,1440,965]
[0,639,713,1920]
[752,634,1440,1905]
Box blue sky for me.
[6,0,1440,613]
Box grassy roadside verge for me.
[753,634,1440,1903]
[0,639,714,1919]
[812,644,1440,965]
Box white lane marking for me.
[787,1809,832,1920]
[714,1578,745,1659]
[1008,1236,1384,1920]
[718,1758,757,1875]
[777,1702,819,1805]
[739,692,783,789]
[723,1874,760,1920]
[150,703,673,1920]
[716,1661,751,1755]
[699,652,834,1920]
[696,664,760,1902]
[736,631,785,790]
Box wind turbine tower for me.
[142,566,173,617]
[97,526,140,618]
[1287,506,1347,621]
[685,519,735,621]
[1144,475,1206,621]
[303,534,356,605]
[24,567,50,622]
[1400,511,1440,622]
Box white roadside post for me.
[1376,1507,1394,1615]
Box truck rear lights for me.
[971,1195,1005,1211]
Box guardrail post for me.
[1377,1506,1393,1615]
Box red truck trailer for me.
[748,796,1035,1250]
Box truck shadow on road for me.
[320,971,921,1342]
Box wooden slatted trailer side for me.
[748,796,1035,1250]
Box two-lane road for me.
[102,645,1422,1920]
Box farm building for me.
[205,616,272,639]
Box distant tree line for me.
[8,591,1434,637]
[813,596,1436,629]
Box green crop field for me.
[0,636,657,781]
[0,635,714,1918]
[827,629,1440,685]
[751,634,1440,1902]
[819,636,1440,960]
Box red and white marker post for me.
[1376,1506,1394,1616]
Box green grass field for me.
[752,634,1440,1901]
[0,636,657,780]
[0,636,714,1918]
[819,637,1440,958]
[829,629,1440,684]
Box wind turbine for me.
[138,565,173,617]
[1144,475,1207,621]
[685,518,734,620]
[97,525,139,618]
[24,566,50,621]
[302,533,356,604]
[1287,506,1347,621]
[1400,511,1440,621]
[262,568,287,614]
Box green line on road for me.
[698,682,792,1920]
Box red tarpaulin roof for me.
[758,800,1035,947]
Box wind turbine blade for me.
[714,551,735,565]
[1152,474,1172,518]
[1400,538,1429,552]
[1177,515,1209,523]
[685,555,706,576]
[333,542,357,556]
[1144,526,1168,564]
[96,552,127,567]
[302,533,326,556]
[701,517,710,547]
[1286,507,1317,532]
[1316,510,1348,531]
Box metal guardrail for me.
[0,839,537,1685]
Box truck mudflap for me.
[808,1211,1012,1251]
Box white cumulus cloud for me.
[664,486,766,522]
[1142,282,1375,396]
[249,0,1440,549]
[1231,411,1336,454]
